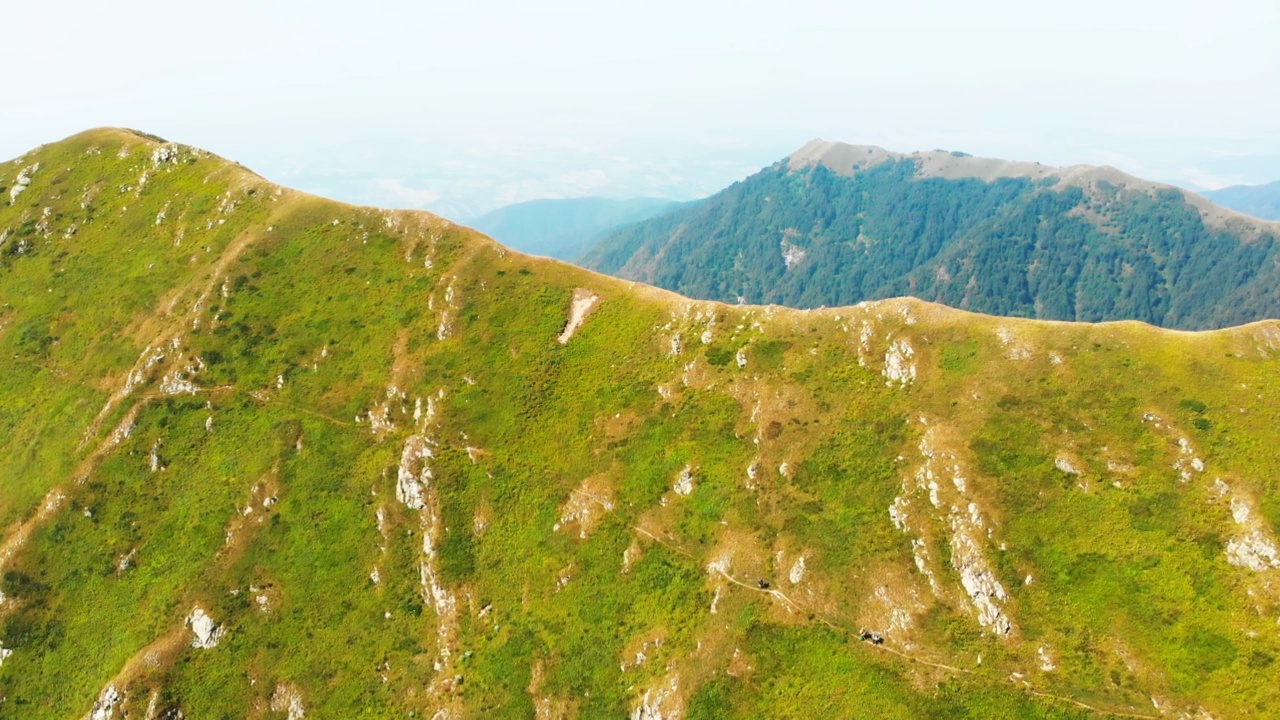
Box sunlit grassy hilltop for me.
[0,129,1278,719]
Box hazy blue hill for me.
[581,141,1280,330]
[1203,180,1280,221]
[468,196,682,259]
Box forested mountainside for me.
[582,140,1280,330]
[468,197,682,260]
[1,129,1279,718]
[1204,180,1280,222]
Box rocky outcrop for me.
[185,607,224,649]
[9,163,37,202]
[672,465,695,496]
[87,684,121,720]
[1053,456,1081,475]
[395,433,434,511]
[883,337,916,386]
[890,423,1013,635]
[780,236,806,271]
[949,525,1010,634]
[270,683,306,720]
[1227,531,1280,571]
[1222,492,1280,571]
[788,554,806,584]
[630,674,682,720]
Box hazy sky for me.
[5,1,1279,216]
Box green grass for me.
[0,129,1278,717]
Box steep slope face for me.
[467,196,682,260]
[1204,180,1280,221]
[581,140,1280,330]
[1,130,1280,719]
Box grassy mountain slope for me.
[1203,180,1280,221]
[581,141,1280,331]
[1,130,1279,718]
[467,197,682,261]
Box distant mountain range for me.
[581,139,1280,330]
[467,196,682,260]
[1203,180,1280,221]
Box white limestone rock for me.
[951,530,1011,634]
[395,435,434,510]
[673,465,694,496]
[88,684,121,720]
[780,238,806,270]
[788,555,807,584]
[9,163,37,202]
[151,144,179,165]
[630,674,682,720]
[1054,456,1082,475]
[186,606,225,649]
[883,338,916,386]
[1226,530,1280,571]
[1231,496,1252,525]
[270,683,306,720]
[1038,645,1057,671]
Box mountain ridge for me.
[789,138,1279,235]
[582,140,1280,330]
[39,128,1269,335]
[3,128,1280,718]
[1203,179,1280,222]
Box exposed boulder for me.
[673,465,694,496]
[883,338,916,386]
[186,606,225,649]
